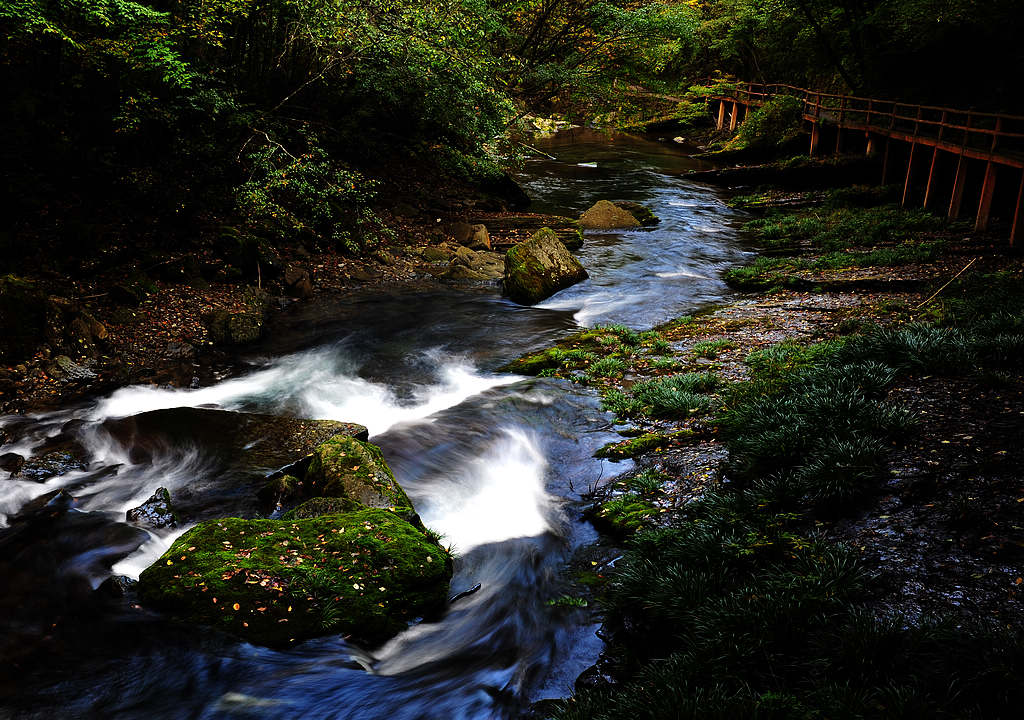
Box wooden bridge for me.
[704,83,1024,246]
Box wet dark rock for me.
[126,487,179,529]
[104,407,367,472]
[503,227,588,305]
[0,452,25,474]
[574,660,618,693]
[97,574,138,599]
[51,355,97,382]
[165,341,196,361]
[283,265,313,298]
[9,488,78,519]
[18,449,87,482]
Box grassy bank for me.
[514,187,1024,718]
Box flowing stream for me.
[0,129,750,718]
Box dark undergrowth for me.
[547,288,1024,719]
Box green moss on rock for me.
[503,228,588,305]
[138,509,452,646]
[594,430,696,460]
[307,436,412,510]
[282,496,360,520]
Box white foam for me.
[420,428,551,554]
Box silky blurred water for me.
[0,130,748,718]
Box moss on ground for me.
[139,508,452,646]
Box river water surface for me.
[0,130,749,718]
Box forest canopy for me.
[2,0,1021,258]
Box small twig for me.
[913,257,978,311]
[517,141,556,160]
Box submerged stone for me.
[138,509,452,646]
[503,228,588,305]
[307,436,412,510]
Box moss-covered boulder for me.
[579,200,641,230]
[138,509,452,646]
[307,436,412,510]
[282,496,360,520]
[503,228,588,305]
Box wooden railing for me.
[697,82,1024,244]
[720,83,1024,168]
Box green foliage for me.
[733,95,804,148]
[629,372,719,418]
[744,205,947,252]
[691,338,735,358]
[235,138,391,254]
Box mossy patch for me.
[307,436,412,510]
[594,430,697,460]
[138,509,452,646]
[503,227,588,305]
[282,496,360,520]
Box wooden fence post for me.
[809,93,821,156]
[949,112,972,219]
[901,107,924,207]
[975,162,998,232]
[716,100,726,130]
[1011,170,1024,248]
[729,101,739,131]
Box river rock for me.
[283,265,313,298]
[126,487,178,529]
[503,228,589,305]
[422,246,454,263]
[137,508,452,646]
[307,436,412,510]
[0,452,25,474]
[613,201,659,226]
[452,223,491,251]
[579,200,642,230]
[442,265,492,282]
[452,246,479,268]
[18,448,87,482]
[104,408,367,473]
[203,287,270,346]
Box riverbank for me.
[509,183,1024,717]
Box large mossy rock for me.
[307,435,412,510]
[138,509,452,646]
[503,228,589,305]
[579,200,642,230]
